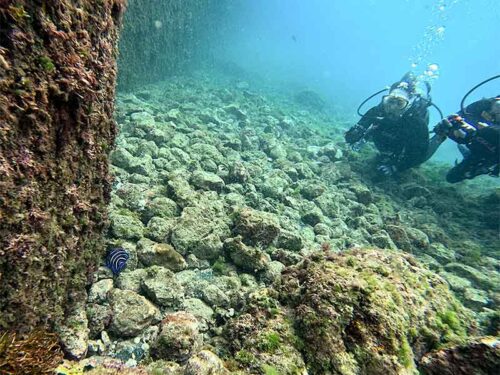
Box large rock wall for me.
[117,0,229,90]
[0,0,125,332]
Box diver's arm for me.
[345,106,382,144]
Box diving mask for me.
[382,94,410,116]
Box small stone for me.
[182,298,214,332]
[146,360,183,374]
[386,225,412,251]
[152,312,202,362]
[426,243,456,265]
[184,350,230,375]
[191,170,225,192]
[110,212,144,240]
[92,266,114,283]
[224,236,270,273]
[109,289,160,337]
[145,216,176,242]
[87,340,105,356]
[141,266,185,308]
[350,184,373,205]
[233,208,280,247]
[277,229,303,251]
[201,283,230,308]
[86,303,112,339]
[171,204,229,260]
[445,263,495,290]
[137,238,187,271]
[143,197,179,221]
[116,268,147,293]
[301,210,323,226]
[406,227,430,250]
[261,260,285,285]
[57,306,89,360]
[88,279,114,304]
[313,223,331,236]
[101,331,111,348]
[371,230,398,250]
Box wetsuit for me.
[345,99,430,172]
[445,98,500,183]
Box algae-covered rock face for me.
[224,288,308,374]
[279,249,475,375]
[0,0,125,331]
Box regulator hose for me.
[460,74,500,114]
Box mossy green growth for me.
[38,56,55,72]
[235,349,257,366]
[436,309,468,343]
[439,310,461,332]
[212,257,230,275]
[258,331,281,353]
[397,337,413,369]
[279,249,475,375]
[262,364,280,375]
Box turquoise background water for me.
[215,0,499,163]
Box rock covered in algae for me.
[184,350,231,375]
[108,289,161,337]
[223,288,308,374]
[152,312,202,362]
[278,248,475,374]
[419,336,500,375]
[0,0,125,332]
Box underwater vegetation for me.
[0,330,63,374]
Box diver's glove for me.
[377,164,398,176]
[433,118,452,136]
[345,124,366,145]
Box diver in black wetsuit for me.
[345,73,430,176]
[429,96,500,183]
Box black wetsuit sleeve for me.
[358,105,383,128]
[345,105,383,144]
[392,114,429,171]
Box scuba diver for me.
[345,72,431,176]
[428,94,500,183]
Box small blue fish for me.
[106,247,129,275]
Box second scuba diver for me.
[345,72,431,176]
[428,94,500,183]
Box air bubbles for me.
[154,20,163,29]
[435,25,446,36]
[424,63,440,79]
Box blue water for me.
[215,0,499,163]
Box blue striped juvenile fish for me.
[106,247,129,275]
